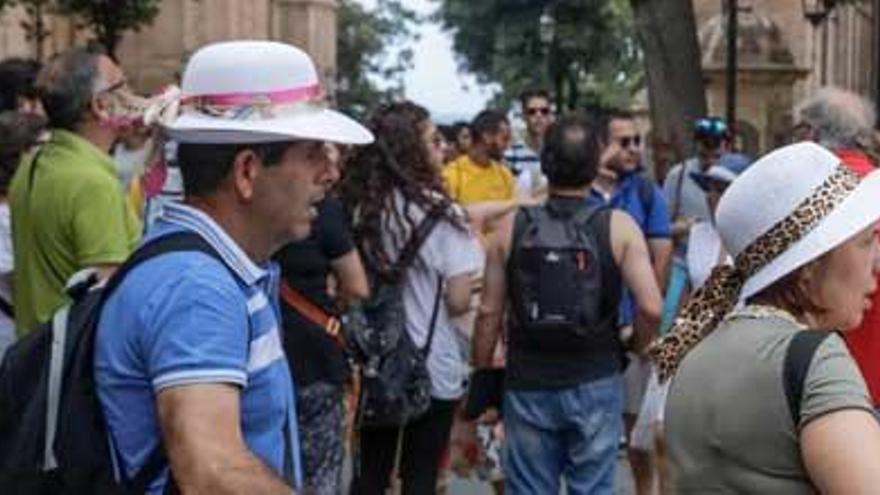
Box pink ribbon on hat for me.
[182,83,322,106]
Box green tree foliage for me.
[436,0,642,110]
[336,0,419,119]
[56,0,160,60]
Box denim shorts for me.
[503,374,624,495]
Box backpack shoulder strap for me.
[592,207,620,319]
[671,160,690,220]
[421,275,444,356]
[389,209,443,279]
[510,205,538,254]
[105,231,231,493]
[26,146,45,195]
[102,231,226,297]
[783,330,834,429]
[570,202,607,229]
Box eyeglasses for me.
[526,106,551,117]
[94,79,127,95]
[616,135,641,149]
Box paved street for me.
[344,449,637,494]
[446,453,636,494]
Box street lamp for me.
[539,7,559,108]
[539,8,555,45]
[802,0,837,26]
[725,0,738,131]
[802,0,838,85]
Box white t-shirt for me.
[382,194,484,400]
[0,203,15,358]
[686,221,731,290]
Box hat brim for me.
[163,107,374,145]
[690,172,732,191]
[740,169,880,300]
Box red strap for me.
[279,281,345,348]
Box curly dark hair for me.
[338,101,465,279]
[0,111,46,195]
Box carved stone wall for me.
[694,0,876,102]
[0,0,338,94]
[692,0,875,154]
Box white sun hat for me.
[163,40,373,145]
[716,141,880,300]
[650,141,880,381]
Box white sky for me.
[353,0,496,122]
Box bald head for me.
[796,87,876,149]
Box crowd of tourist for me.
[1,38,880,495]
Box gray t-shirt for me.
[666,313,872,494]
[664,158,712,260]
[663,158,712,223]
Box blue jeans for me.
[503,374,623,495]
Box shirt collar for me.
[160,202,268,286]
[50,129,116,175]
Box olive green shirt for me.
[9,130,140,334]
[666,313,872,494]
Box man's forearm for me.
[631,308,661,354]
[671,217,694,241]
[183,451,294,495]
[473,307,502,368]
[648,240,673,292]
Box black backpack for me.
[0,232,223,494]
[507,201,621,356]
[784,330,835,428]
[344,213,442,428]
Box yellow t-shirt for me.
[442,154,516,205]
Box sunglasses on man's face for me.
[526,106,551,117]
[616,135,642,149]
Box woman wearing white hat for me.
[651,142,880,493]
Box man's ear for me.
[231,149,261,201]
[89,93,110,123]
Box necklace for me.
[725,304,808,330]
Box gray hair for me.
[35,47,102,131]
[796,87,877,149]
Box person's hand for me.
[600,139,623,175]
[597,166,618,182]
[515,194,542,208]
[477,407,500,425]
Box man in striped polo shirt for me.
[94,41,373,494]
[504,88,554,196]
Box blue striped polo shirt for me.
[95,202,300,493]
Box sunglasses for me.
[95,79,127,95]
[526,107,551,117]
[616,135,642,149]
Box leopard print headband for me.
[650,165,861,381]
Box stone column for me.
[272,0,338,96]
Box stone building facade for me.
[692,0,877,155]
[0,0,338,94]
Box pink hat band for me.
[180,83,324,121]
[182,83,322,107]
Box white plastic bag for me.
[629,366,669,452]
